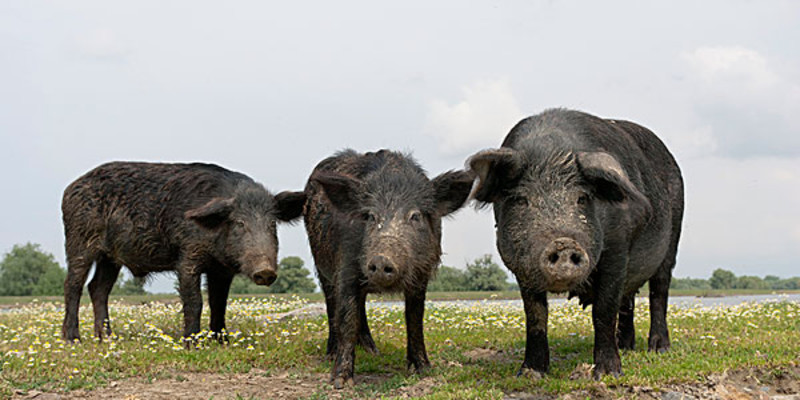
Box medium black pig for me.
[303,149,473,388]
[61,162,306,342]
[468,109,684,378]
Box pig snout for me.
[252,267,277,286]
[364,255,399,287]
[540,237,590,291]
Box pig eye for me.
[362,212,377,223]
[233,220,246,229]
[577,194,589,205]
[408,211,423,223]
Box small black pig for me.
[303,149,473,388]
[61,162,306,342]
[468,109,684,378]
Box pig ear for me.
[467,148,523,205]
[310,171,363,214]
[185,197,236,229]
[274,190,307,222]
[577,152,652,215]
[432,170,475,216]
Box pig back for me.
[62,162,251,273]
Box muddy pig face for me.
[469,148,651,292]
[185,186,306,285]
[312,169,473,292]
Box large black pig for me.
[303,149,473,388]
[468,109,684,378]
[61,162,306,342]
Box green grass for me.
[0,294,798,398]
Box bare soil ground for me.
[11,364,799,400]
[509,364,800,400]
[11,369,438,400]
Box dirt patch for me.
[11,369,437,400]
[11,365,800,399]
[462,348,516,365]
[20,370,327,400]
[505,364,800,400]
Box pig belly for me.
[623,223,671,295]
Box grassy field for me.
[0,293,798,399]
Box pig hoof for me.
[63,330,81,343]
[648,337,670,353]
[516,367,543,380]
[332,377,354,389]
[211,332,229,344]
[63,333,81,343]
[361,343,379,355]
[592,364,622,380]
[408,360,432,374]
[651,346,669,354]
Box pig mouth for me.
[543,274,587,293]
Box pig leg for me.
[617,295,635,350]
[87,255,121,341]
[591,263,625,379]
[650,205,681,352]
[177,267,203,340]
[404,286,431,373]
[331,273,360,388]
[207,269,234,340]
[320,277,338,357]
[62,243,97,342]
[357,291,378,354]
[648,259,673,352]
[518,285,549,377]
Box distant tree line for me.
[0,243,65,296]
[670,268,800,290]
[3,244,798,296]
[0,243,149,296]
[428,254,514,292]
[0,243,319,296]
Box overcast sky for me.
[1,1,798,293]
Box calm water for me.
[667,293,800,307]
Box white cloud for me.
[683,46,778,90]
[74,28,128,61]
[680,46,800,158]
[424,78,525,154]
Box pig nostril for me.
[570,252,583,265]
[253,271,277,286]
[368,264,377,273]
[383,265,394,275]
[548,253,559,264]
